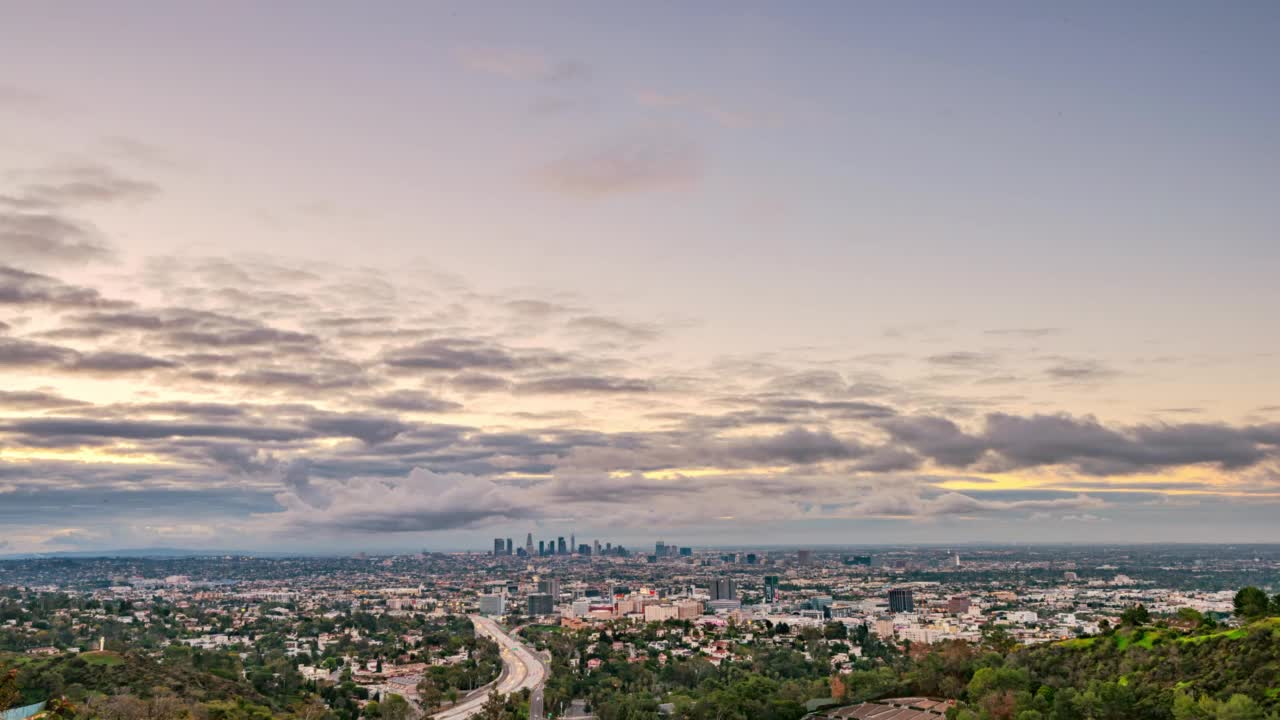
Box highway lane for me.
[432,616,548,720]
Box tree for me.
[416,677,443,713]
[478,689,506,720]
[1120,604,1151,627]
[380,694,411,720]
[1233,587,1270,619]
[1,668,20,711]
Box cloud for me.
[730,427,865,464]
[984,327,1062,338]
[927,351,998,368]
[303,413,410,445]
[267,468,536,534]
[0,266,128,308]
[385,337,566,372]
[566,315,660,342]
[1044,358,1119,382]
[537,132,702,197]
[0,213,113,264]
[0,337,175,375]
[450,372,513,393]
[515,375,655,395]
[0,165,157,265]
[0,390,90,410]
[369,390,462,413]
[882,412,1280,475]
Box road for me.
[431,615,549,720]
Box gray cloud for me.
[566,315,660,342]
[369,390,462,413]
[515,375,655,395]
[0,390,90,410]
[927,351,998,368]
[70,351,177,372]
[304,413,410,445]
[0,265,128,308]
[450,372,513,393]
[1045,358,1119,382]
[883,412,1280,475]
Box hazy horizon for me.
[2,2,1279,554]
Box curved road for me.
[432,615,549,720]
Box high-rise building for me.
[505,538,513,555]
[679,547,692,557]
[526,533,534,554]
[711,577,737,601]
[889,588,914,613]
[493,538,504,557]
[594,540,601,556]
[478,593,505,616]
[578,543,591,556]
[538,540,545,556]
[538,578,561,598]
[527,593,554,616]
[557,537,567,555]
[946,596,971,614]
[745,553,757,564]
[797,549,813,565]
[571,533,576,552]
[764,575,780,603]
[655,541,666,557]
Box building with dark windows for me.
[711,577,737,601]
[889,588,914,613]
[493,538,504,556]
[527,593,554,616]
[764,575,779,603]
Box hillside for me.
[930,618,1280,719]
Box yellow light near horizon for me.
[934,465,1276,497]
[0,446,184,466]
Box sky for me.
[1,2,1278,554]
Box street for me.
[431,616,549,720]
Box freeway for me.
[432,615,549,720]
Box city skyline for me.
[2,3,1280,553]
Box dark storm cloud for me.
[850,447,923,473]
[730,427,866,464]
[303,413,410,445]
[879,415,990,466]
[515,375,654,394]
[881,412,1280,475]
